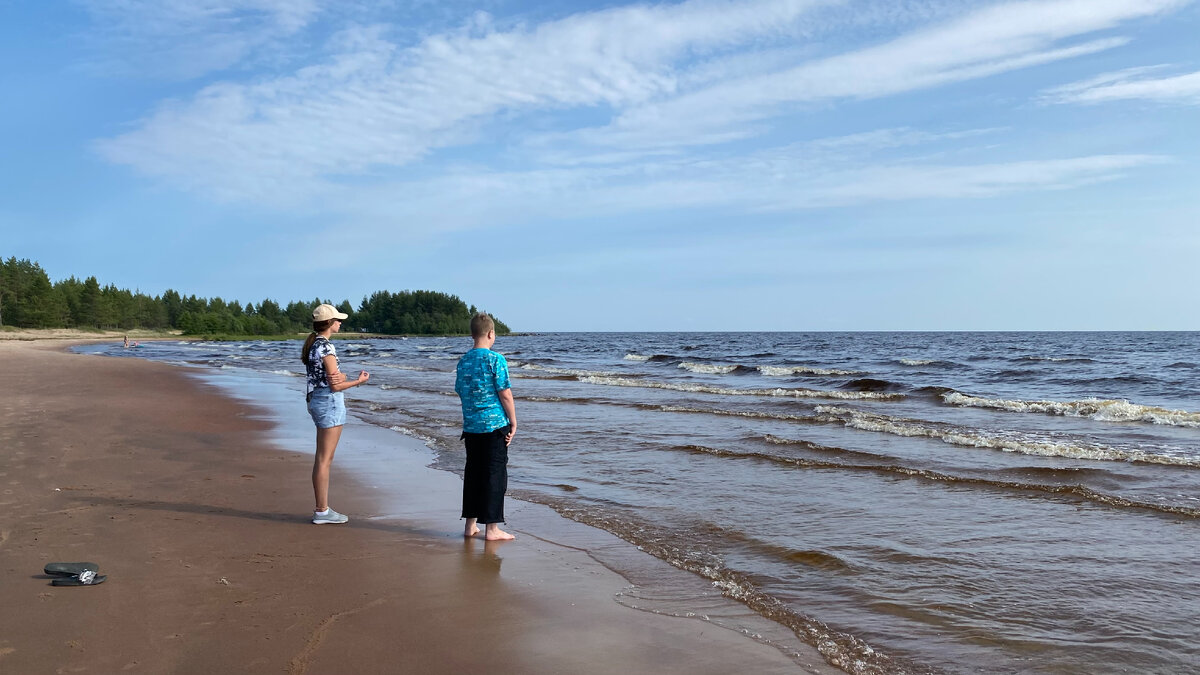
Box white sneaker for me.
[312,508,349,524]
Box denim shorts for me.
[307,387,346,429]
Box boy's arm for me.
[498,388,516,445]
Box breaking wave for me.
[518,363,623,378]
[758,364,864,376]
[674,444,1200,518]
[579,376,904,400]
[387,424,441,449]
[941,392,1200,428]
[678,361,743,375]
[814,406,1200,467]
[1013,355,1095,363]
[677,361,866,376]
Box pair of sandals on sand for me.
[45,562,106,586]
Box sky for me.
[2,0,1198,331]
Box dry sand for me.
[0,340,839,674]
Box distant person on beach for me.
[302,303,369,525]
[123,335,129,348]
[455,313,517,541]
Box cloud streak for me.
[570,0,1184,151]
[76,0,321,79]
[1042,66,1200,105]
[92,0,1188,218]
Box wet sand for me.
[0,341,837,674]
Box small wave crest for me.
[941,392,1200,428]
[270,369,301,377]
[677,361,744,375]
[655,405,820,424]
[678,362,864,376]
[678,442,1200,517]
[815,406,1200,467]
[386,424,441,449]
[580,376,904,400]
[624,353,675,362]
[363,363,437,372]
[1013,355,1095,363]
[519,363,623,378]
[758,365,864,376]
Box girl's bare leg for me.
[313,425,344,511]
[464,518,480,537]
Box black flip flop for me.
[51,571,106,586]
[44,562,99,577]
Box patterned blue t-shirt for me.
[455,348,511,433]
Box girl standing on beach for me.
[301,303,369,524]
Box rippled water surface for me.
[85,332,1200,674]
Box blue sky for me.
[2,0,1198,331]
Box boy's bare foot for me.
[484,525,514,541]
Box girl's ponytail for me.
[301,319,336,366]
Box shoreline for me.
[0,340,837,674]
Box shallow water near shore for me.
[81,332,1200,674]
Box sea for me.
[80,332,1200,674]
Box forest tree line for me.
[0,257,510,336]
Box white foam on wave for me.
[814,405,1200,467]
[270,369,301,377]
[658,405,814,422]
[678,362,862,376]
[942,392,1200,428]
[679,361,739,374]
[518,363,621,378]
[364,362,436,372]
[758,365,863,376]
[623,353,652,361]
[579,376,903,400]
[387,424,441,448]
[416,345,454,351]
[899,359,936,366]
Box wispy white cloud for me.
[92,0,1186,216]
[75,0,321,79]
[568,0,1184,152]
[1042,66,1200,105]
[95,0,832,200]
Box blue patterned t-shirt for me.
[455,348,511,433]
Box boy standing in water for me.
[455,313,517,540]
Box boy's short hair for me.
[470,313,495,339]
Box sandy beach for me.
[0,340,837,675]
